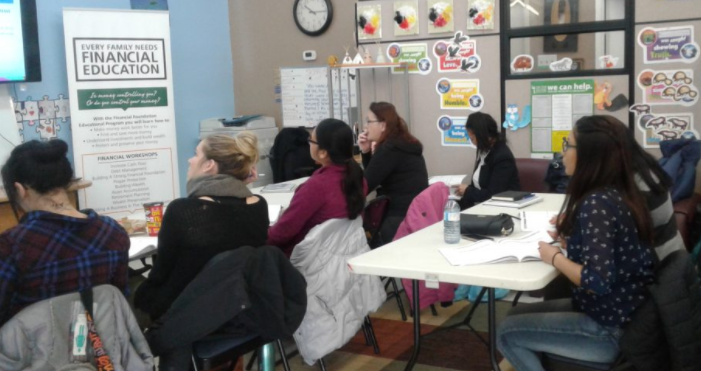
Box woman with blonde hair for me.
[135,132,269,321]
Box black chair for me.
[362,196,408,321]
[192,335,292,371]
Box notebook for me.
[268,204,284,225]
[481,195,543,209]
[261,182,297,193]
[492,191,535,201]
[440,230,551,266]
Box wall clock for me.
[293,0,333,37]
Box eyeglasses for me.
[563,139,577,153]
[366,119,380,125]
[307,138,318,145]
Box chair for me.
[543,249,701,371]
[673,192,701,249]
[192,335,291,371]
[515,158,551,193]
[363,196,408,321]
[269,127,319,183]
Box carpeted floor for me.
[234,285,528,371]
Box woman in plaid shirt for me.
[0,140,129,327]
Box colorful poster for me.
[631,106,698,148]
[427,0,454,34]
[638,26,699,64]
[436,78,483,110]
[63,9,179,217]
[394,1,419,36]
[437,115,473,147]
[388,43,428,74]
[637,69,698,106]
[357,4,382,40]
[433,32,481,73]
[530,79,595,153]
[467,0,495,30]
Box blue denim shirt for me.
[566,189,654,328]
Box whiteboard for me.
[280,67,357,128]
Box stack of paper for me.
[481,195,543,209]
[268,204,284,225]
[261,183,297,193]
[429,175,467,187]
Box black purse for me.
[460,213,515,236]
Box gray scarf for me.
[186,174,253,198]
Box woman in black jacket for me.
[358,102,428,246]
[457,112,520,210]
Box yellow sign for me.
[551,131,570,153]
[436,78,483,110]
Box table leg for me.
[257,342,275,371]
[488,288,501,371]
[404,279,421,371]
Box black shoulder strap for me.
[79,288,94,318]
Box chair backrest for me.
[363,196,390,248]
[393,182,449,241]
[515,158,550,193]
[269,127,318,183]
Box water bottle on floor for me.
[444,198,461,244]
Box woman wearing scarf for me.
[134,133,268,321]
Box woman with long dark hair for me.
[357,102,428,245]
[0,140,129,326]
[268,118,367,256]
[497,116,655,370]
[456,112,520,210]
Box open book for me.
[439,230,551,266]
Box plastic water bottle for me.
[444,198,461,244]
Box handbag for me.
[460,213,514,236]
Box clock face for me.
[294,0,333,36]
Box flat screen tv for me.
[0,0,41,83]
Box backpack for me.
[544,153,570,193]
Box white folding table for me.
[348,193,566,371]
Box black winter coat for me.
[145,245,307,360]
[620,250,701,371]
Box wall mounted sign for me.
[437,115,473,147]
[511,54,534,73]
[433,32,481,73]
[637,69,698,106]
[436,78,482,110]
[638,26,699,64]
[631,106,698,148]
[357,3,382,40]
[388,42,428,74]
[530,79,594,153]
[427,0,454,34]
[394,0,419,36]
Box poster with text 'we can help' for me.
[64,9,179,218]
[530,79,594,153]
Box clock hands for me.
[304,4,317,15]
